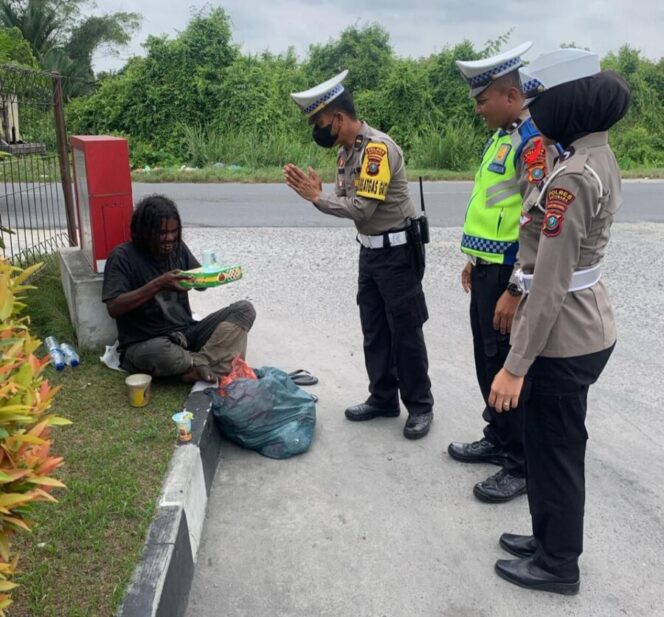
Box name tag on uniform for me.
[488,144,512,174]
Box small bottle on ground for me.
[60,343,80,367]
[44,336,65,371]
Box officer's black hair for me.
[131,194,182,257]
[320,90,358,120]
[494,69,523,94]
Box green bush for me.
[65,13,664,170]
[409,121,484,171]
[0,261,70,615]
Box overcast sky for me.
[92,1,664,73]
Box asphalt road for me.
[179,223,664,617]
[135,180,664,227]
[1,181,663,230]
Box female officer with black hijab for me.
[486,49,631,594]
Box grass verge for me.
[131,165,476,183]
[131,165,664,184]
[9,256,190,617]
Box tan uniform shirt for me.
[315,122,416,235]
[505,132,620,377]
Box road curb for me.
[116,389,219,617]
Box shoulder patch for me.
[355,141,390,201]
[522,138,547,185]
[542,211,564,237]
[541,185,575,238]
[547,187,576,211]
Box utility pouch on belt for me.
[417,177,430,244]
[407,218,426,275]
[418,215,430,244]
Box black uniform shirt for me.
[102,241,200,350]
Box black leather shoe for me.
[473,469,527,503]
[499,533,538,558]
[344,402,400,422]
[447,438,507,465]
[403,412,433,440]
[495,557,580,595]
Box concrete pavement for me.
[177,223,664,617]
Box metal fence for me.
[0,64,77,266]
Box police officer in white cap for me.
[284,71,434,439]
[448,42,550,503]
[488,49,630,593]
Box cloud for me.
[92,0,664,73]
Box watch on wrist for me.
[507,282,523,297]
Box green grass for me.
[131,164,476,183]
[0,154,62,184]
[619,167,664,179]
[9,258,190,617]
[131,164,664,184]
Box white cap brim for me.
[291,70,349,117]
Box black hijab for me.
[529,70,631,149]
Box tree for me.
[0,25,37,67]
[0,0,140,95]
[67,7,239,164]
[304,23,394,93]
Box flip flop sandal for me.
[288,369,319,386]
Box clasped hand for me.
[284,163,322,203]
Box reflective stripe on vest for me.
[461,130,522,265]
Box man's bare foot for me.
[181,364,216,384]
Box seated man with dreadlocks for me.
[102,194,256,383]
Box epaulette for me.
[560,147,590,175]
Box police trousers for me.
[122,300,256,378]
[470,263,525,475]
[524,344,614,578]
[357,243,433,416]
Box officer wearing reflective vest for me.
[284,71,434,440]
[489,49,630,595]
[447,42,549,502]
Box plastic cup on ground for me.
[125,373,152,407]
[172,411,194,442]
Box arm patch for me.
[523,138,547,185]
[355,141,391,201]
[541,186,576,238]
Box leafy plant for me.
[65,12,664,170]
[0,259,70,615]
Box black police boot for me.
[403,412,433,440]
[447,438,507,465]
[473,469,527,503]
[344,402,400,422]
[499,533,538,558]
[495,557,580,595]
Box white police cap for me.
[291,70,349,118]
[456,41,533,97]
[519,49,601,105]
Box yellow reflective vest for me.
[461,129,523,265]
